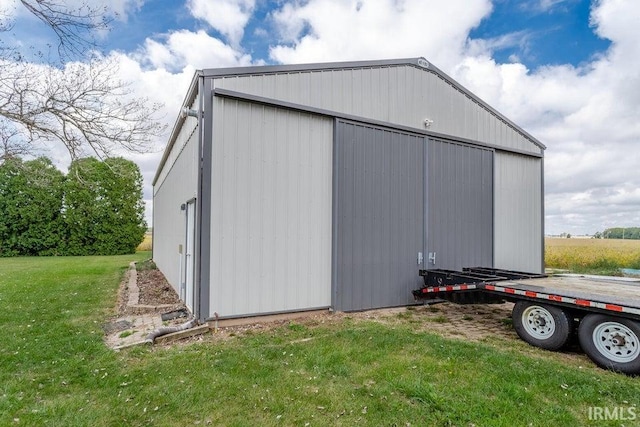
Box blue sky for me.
[470,0,610,68]
[3,0,640,235]
[97,0,611,70]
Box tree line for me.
[0,156,147,256]
[593,228,640,240]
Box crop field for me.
[136,232,152,251]
[545,237,640,274]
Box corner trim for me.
[331,118,339,311]
[197,77,213,321]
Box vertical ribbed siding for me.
[209,99,333,318]
[154,115,198,189]
[426,139,493,271]
[334,121,424,311]
[152,122,199,295]
[215,66,541,155]
[494,152,543,273]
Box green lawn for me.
[1,255,638,426]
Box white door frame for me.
[184,199,196,313]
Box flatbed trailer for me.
[413,268,640,375]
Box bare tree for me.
[0,121,32,161]
[18,0,110,59]
[0,1,166,162]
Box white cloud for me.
[451,0,640,234]
[465,30,533,59]
[116,29,256,223]
[136,29,253,71]
[188,0,255,46]
[90,52,195,224]
[269,0,492,70]
[534,0,571,13]
[105,0,145,22]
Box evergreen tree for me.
[0,157,65,256]
[64,157,146,255]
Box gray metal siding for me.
[214,66,541,155]
[334,121,424,311]
[209,99,333,318]
[426,139,494,271]
[494,152,543,273]
[152,116,199,295]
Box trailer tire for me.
[512,301,572,351]
[578,314,640,375]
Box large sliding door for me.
[333,123,494,311]
[333,121,424,311]
[426,139,494,271]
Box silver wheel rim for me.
[522,305,556,340]
[592,321,639,363]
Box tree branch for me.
[0,57,167,161]
[19,0,112,59]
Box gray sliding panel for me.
[426,138,493,271]
[334,121,424,311]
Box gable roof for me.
[202,57,544,151]
[154,58,544,186]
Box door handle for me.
[428,252,436,265]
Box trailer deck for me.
[501,275,640,301]
[484,275,640,318]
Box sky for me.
[2,0,639,236]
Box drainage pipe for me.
[145,318,198,344]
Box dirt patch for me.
[115,265,185,317]
[137,269,182,306]
[177,302,520,347]
[356,302,518,342]
[106,264,191,349]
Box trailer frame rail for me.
[413,267,640,319]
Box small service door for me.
[184,199,196,313]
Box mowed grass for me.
[545,237,640,274]
[1,255,639,426]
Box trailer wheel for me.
[578,314,640,375]
[512,301,572,351]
